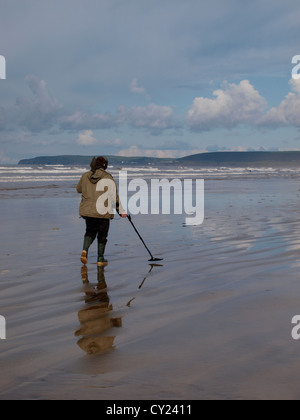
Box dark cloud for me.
[1,0,300,161]
[0,76,180,136]
[0,75,62,132]
[117,104,179,135]
[1,0,298,98]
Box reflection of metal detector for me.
[138,263,163,289]
[126,263,163,307]
[127,215,163,262]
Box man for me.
[77,156,127,266]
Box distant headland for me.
[18,151,300,168]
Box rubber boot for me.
[97,243,108,267]
[97,266,107,288]
[81,265,88,283]
[81,235,94,265]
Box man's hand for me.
[121,214,127,218]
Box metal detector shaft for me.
[127,215,163,261]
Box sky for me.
[1,0,300,163]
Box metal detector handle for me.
[127,215,155,260]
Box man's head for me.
[90,156,108,172]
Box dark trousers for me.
[84,217,110,245]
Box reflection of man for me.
[76,266,122,355]
[77,156,127,267]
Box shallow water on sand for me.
[1,177,300,399]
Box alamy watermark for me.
[0,55,6,80]
[292,56,300,80]
[96,171,204,226]
[0,315,6,340]
[291,315,300,340]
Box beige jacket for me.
[77,169,125,219]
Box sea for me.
[0,163,300,199]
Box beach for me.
[1,166,300,400]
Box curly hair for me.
[90,156,108,172]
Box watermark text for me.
[0,315,6,339]
[0,55,6,80]
[96,171,204,226]
[292,56,300,80]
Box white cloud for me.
[186,78,300,132]
[76,131,122,148]
[187,80,267,131]
[5,72,300,158]
[117,145,202,159]
[130,78,147,95]
[259,79,300,128]
[77,130,98,146]
[117,145,141,157]
[129,78,151,101]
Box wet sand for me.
[1,178,300,399]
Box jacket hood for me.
[89,168,106,184]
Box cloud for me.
[4,1,300,160]
[16,75,62,132]
[0,75,63,132]
[5,72,300,154]
[117,144,202,159]
[117,145,142,157]
[2,0,299,97]
[60,111,116,131]
[0,75,178,137]
[77,130,98,146]
[205,144,232,152]
[117,145,176,159]
[62,103,177,135]
[187,80,267,131]
[186,78,300,132]
[130,78,147,95]
[118,103,177,135]
[129,78,151,101]
[157,139,193,151]
[258,79,300,128]
[71,78,300,136]
[76,131,122,148]
[107,138,122,147]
